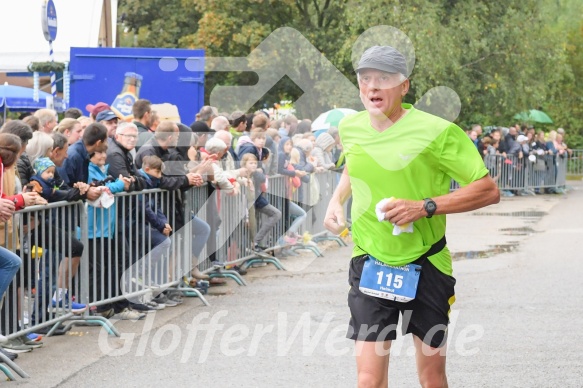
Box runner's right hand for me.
[324,200,346,235]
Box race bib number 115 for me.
[359,256,421,303]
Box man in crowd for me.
[96,110,120,139]
[34,109,57,133]
[133,99,154,150]
[86,102,111,121]
[471,124,484,155]
[135,121,203,189]
[57,123,107,201]
[197,106,218,128]
[64,108,83,120]
[230,111,247,150]
[210,116,230,132]
[280,114,298,138]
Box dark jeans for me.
[88,237,130,313]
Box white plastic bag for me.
[87,189,115,209]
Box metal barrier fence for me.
[483,154,568,192]
[567,149,583,176]
[0,200,87,379]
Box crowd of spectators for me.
[466,124,573,196]
[0,101,343,359]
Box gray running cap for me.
[356,46,408,76]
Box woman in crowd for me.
[55,118,83,145]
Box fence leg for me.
[171,278,211,306]
[173,286,211,306]
[313,234,347,247]
[0,364,15,381]
[0,352,30,379]
[240,257,286,271]
[208,270,247,286]
[290,244,323,257]
[58,316,121,337]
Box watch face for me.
[425,200,436,214]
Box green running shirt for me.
[339,104,489,275]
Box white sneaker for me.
[115,308,146,320]
[145,301,165,310]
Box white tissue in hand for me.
[375,198,391,222]
[392,222,413,236]
[375,197,414,235]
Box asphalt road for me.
[12,181,583,387]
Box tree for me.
[118,0,581,134]
[178,0,352,118]
[119,0,201,48]
[342,0,571,128]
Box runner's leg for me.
[413,335,448,388]
[355,340,390,388]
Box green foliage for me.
[119,0,201,47]
[27,62,65,73]
[118,0,582,135]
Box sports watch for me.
[423,198,437,218]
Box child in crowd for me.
[312,133,336,171]
[29,157,88,312]
[240,154,281,251]
[303,132,316,147]
[85,150,144,318]
[277,137,308,245]
[137,155,172,275]
[237,129,270,171]
[266,128,281,145]
[481,137,500,183]
[136,155,181,306]
[30,157,85,202]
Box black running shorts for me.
[347,254,456,348]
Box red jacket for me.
[0,167,25,210]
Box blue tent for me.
[0,83,64,120]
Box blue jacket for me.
[278,137,309,183]
[237,139,270,169]
[293,147,315,174]
[57,140,90,186]
[138,169,168,233]
[29,175,83,203]
[86,163,125,239]
[250,170,269,209]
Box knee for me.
[192,217,211,235]
[10,255,22,269]
[357,370,384,388]
[161,238,171,249]
[418,370,447,388]
[199,222,211,238]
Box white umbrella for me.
[311,108,357,132]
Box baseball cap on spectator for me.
[34,157,55,175]
[86,102,110,117]
[96,110,118,122]
[517,135,528,143]
[190,120,213,133]
[356,46,408,76]
[557,128,565,135]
